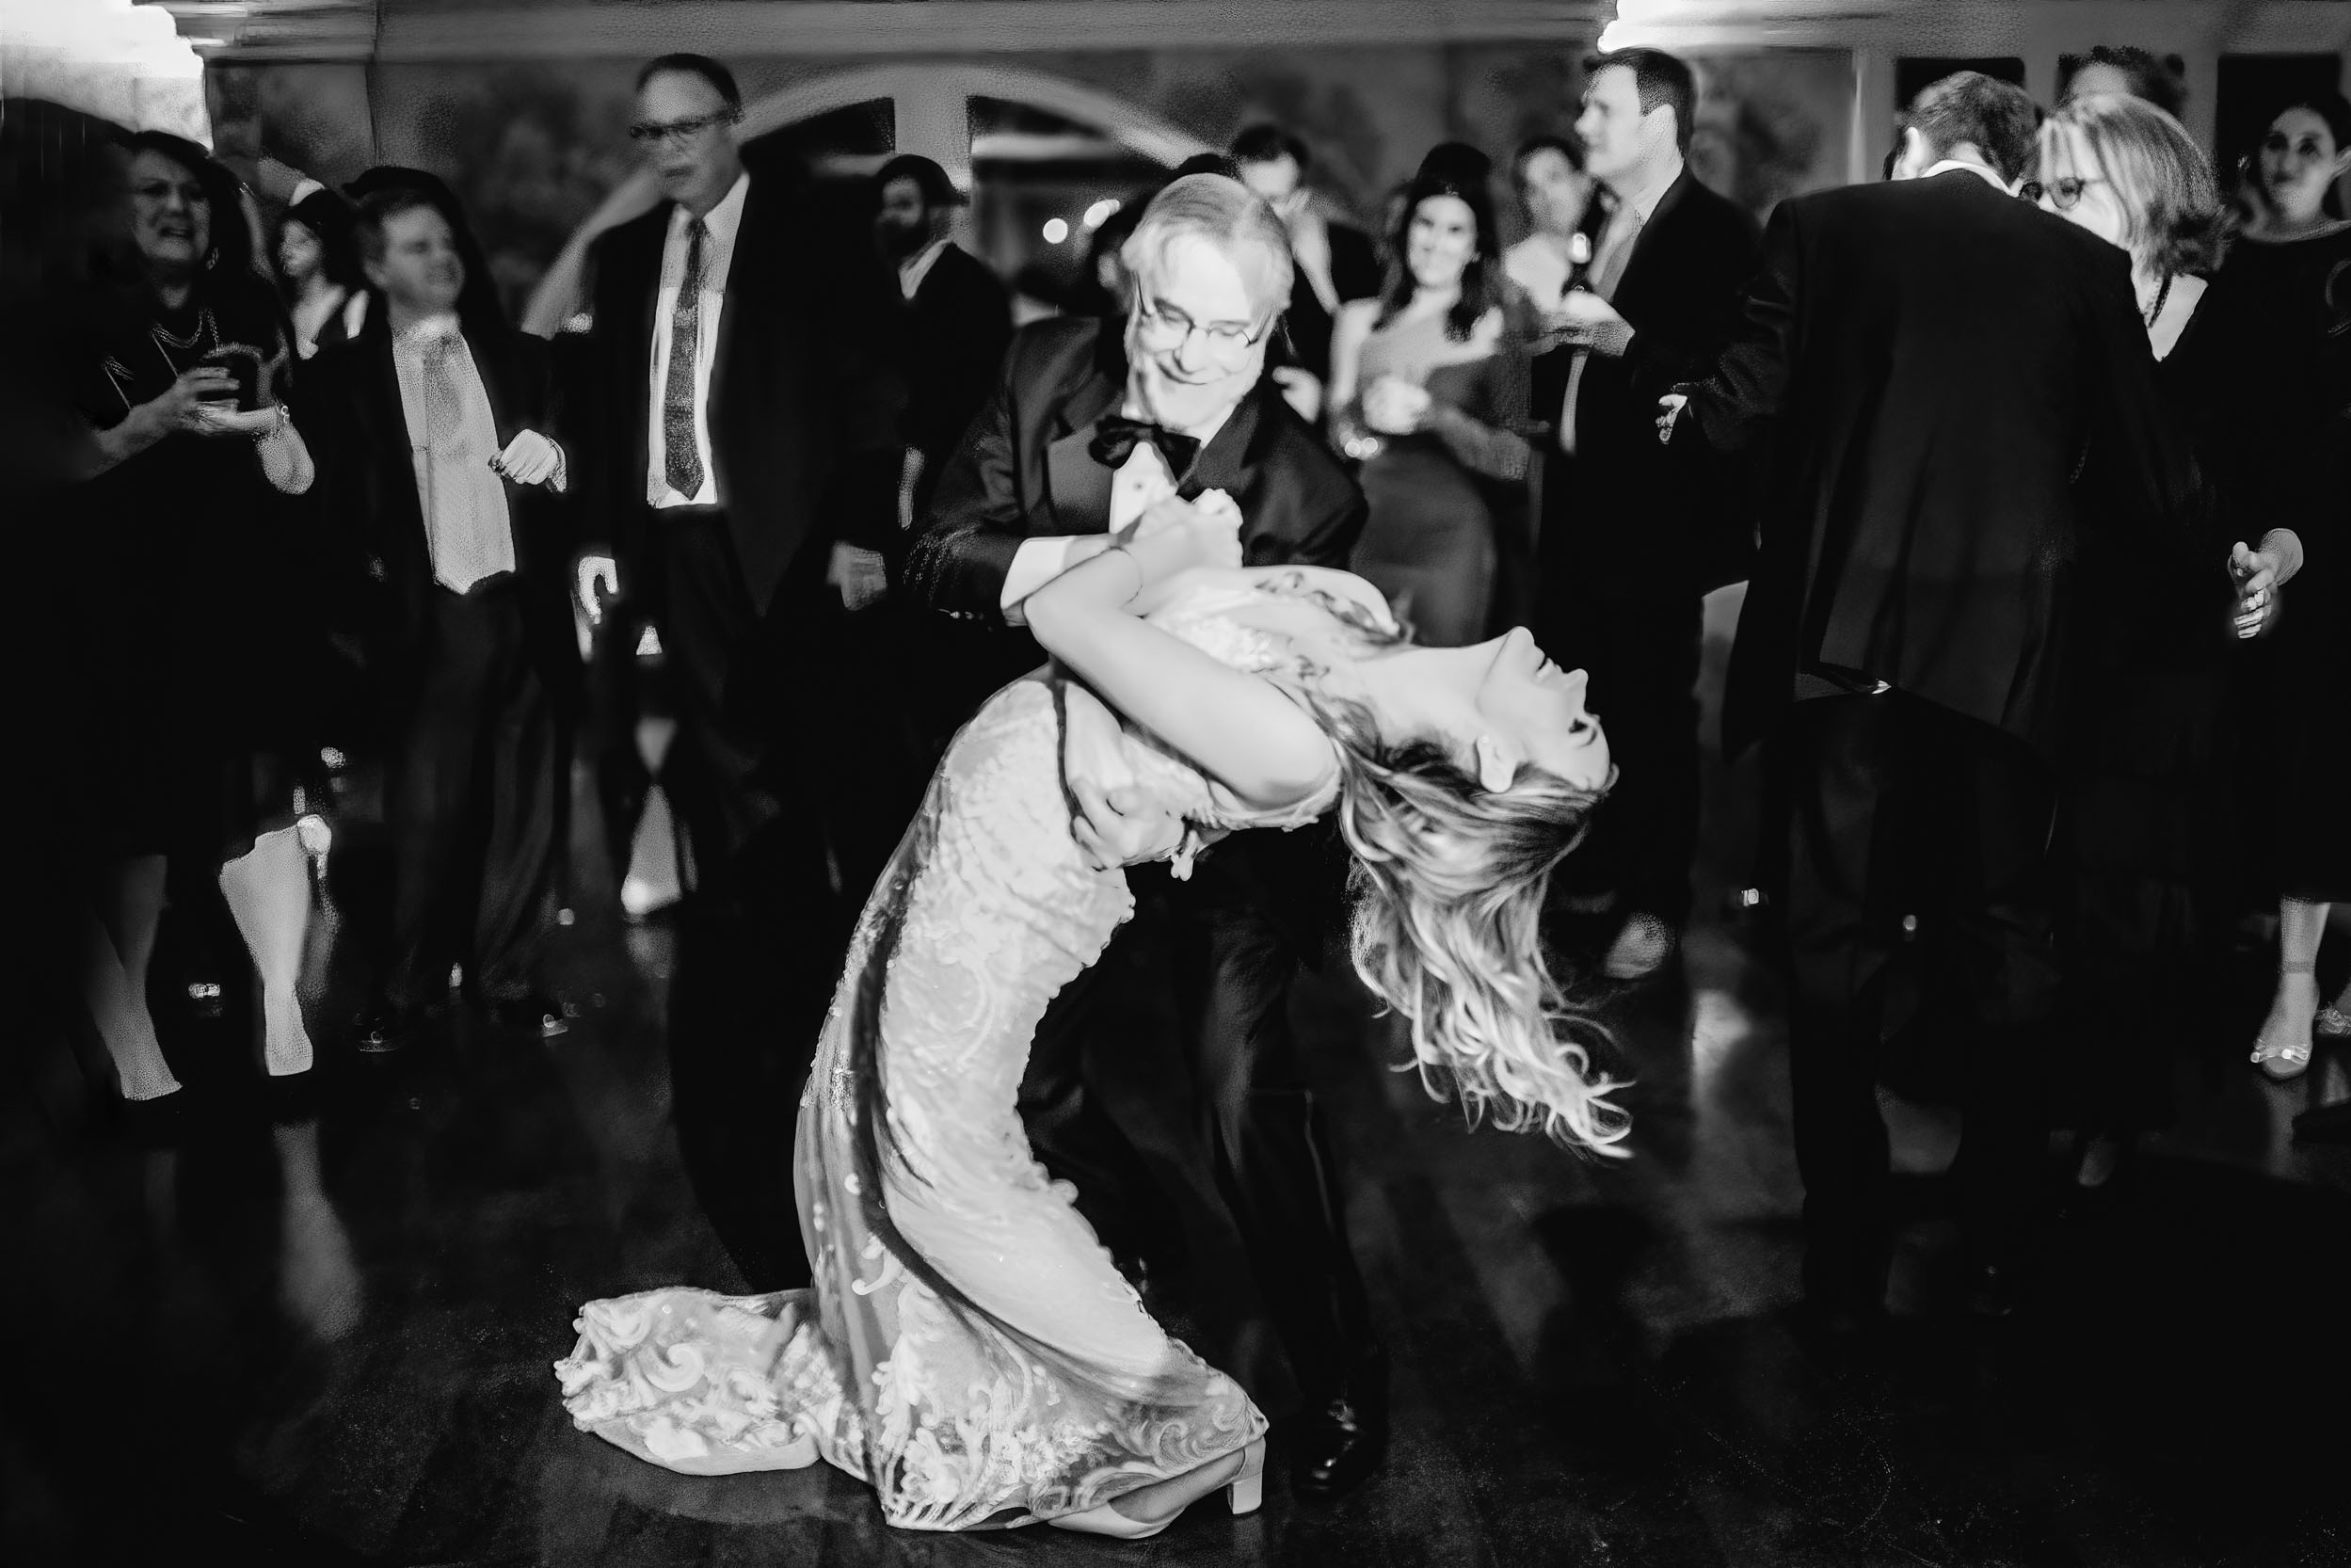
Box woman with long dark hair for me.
[1328,166,1530,646]
[274,186,368,359]
[74,131,327,1103]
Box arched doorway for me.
[523,64,1207,334]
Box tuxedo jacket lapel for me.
[1182,384,1268,501]
[1042,352,1123,534]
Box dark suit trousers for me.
[1768,693,2059,1308]
[384,579,557,1010]
[1018,834,1376,1402]
[638,508,779,881]
[1540,536,1703,925]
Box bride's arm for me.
[1026,519,1335,812]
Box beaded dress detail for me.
[554,568,1398,1529]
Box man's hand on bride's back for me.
[1062,682,1189,871]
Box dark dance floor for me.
[10,614,2351,1566]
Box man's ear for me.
[1474,733,1520,794]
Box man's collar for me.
[898,237,952,296]
[1605,153,1684,226]
[392,311,462,347]
[675,170,751,240]
[1924,158,2014,196]
[1118,389,1240,448]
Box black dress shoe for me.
[489,994,570,1037]
[1290,1392,1388,1499]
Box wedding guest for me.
[1330,164,1530,647]
[1503,135,1598,311]
[274,187,368,360]
[75,131,327,1100]
[309,188,577,1049]
[875,153,1012,518]
[1230,124,1381,387]
[1535,46,1762,979]
[1662,72,2192,1321]
[2029,93,2309,1176]
[2221,92,2351,1080]
[2059,45,2189,121]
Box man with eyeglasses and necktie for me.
[906,173,1391,1500]
[569,54,905,933]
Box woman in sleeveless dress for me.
[1331,166,1531,647]
[556,495,1623,1537]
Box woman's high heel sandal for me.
[2252,962,2319,1081]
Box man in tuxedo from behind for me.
[311,189,576,1049]
[1660,72,2194,1323]
[905,173,1388,1499]
[1532,47,1762,980]
[570,53,904,922]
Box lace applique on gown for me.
[554,567,1396,1530]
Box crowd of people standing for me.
[7,32,2351,1531]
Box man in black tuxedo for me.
[905,174,1384,1497]
[1660,72,2192,1320]
[1532,48,1762,979]
[570,54,904,916]
[874,153,1013,520]
[311,189,576,1048]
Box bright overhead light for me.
[0,0,210,140]
[1042,217,1071,244]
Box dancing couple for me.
[555,173,1625,1537]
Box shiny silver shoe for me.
[2315,1006,2351,1041]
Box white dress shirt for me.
[647,171,749,509]
[898,238,951,301]
[1503,234,1575,306]
[391,314,516,594]
[996,396,1239,623]
[1923,157,2015,194]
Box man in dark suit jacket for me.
[1532,47,1763,978]
[311,188,577,1048]
[569,55,904,914]
[1232,125,1383,391]
[1663,72,2193,1322]
[875,153,1014,516]
[905,174,1386,1498]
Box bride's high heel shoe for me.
[2252,962,2320,1082]
[1046,1437,1268,1539]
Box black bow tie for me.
[1090,414,1201,477]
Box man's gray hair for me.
[1120,172,1295,324]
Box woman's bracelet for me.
[250,403,289,442]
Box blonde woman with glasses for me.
[2031,96,2321,1170]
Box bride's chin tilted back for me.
[1325,723,1631,1156]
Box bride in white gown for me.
[555,496,1624,1537]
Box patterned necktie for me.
[1090,414,1201,480]
[664,216,707,499]
[420,333,497,593]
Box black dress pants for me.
[383,579,558,1010]
[1017,828,1377,1402]
[1541,566,1704,927]
[1768,693,2060,1309]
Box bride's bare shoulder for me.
[1239,566,1400,628]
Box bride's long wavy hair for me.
[1308,687,1631,1155]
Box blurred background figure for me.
[1330,162,1529,648]
[1231,123,1381,393]
[2059,43,2191,121]
[876,152,1012,523]
[1504,134,1599,312]
[274,186,369,360]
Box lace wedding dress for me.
[554,567,1399,1530]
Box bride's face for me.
[1390,628,1609,792]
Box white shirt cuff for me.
[1000,535,1083,626]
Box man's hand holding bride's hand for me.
[1062,682,1188,871]
[1119,489,1243,579]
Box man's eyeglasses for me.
[2022,175,2105,211]
[629,110,737,148]
[1132,296,1271,364]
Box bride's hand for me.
[1122,493,1243,580]
[1060,682,1188,871]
